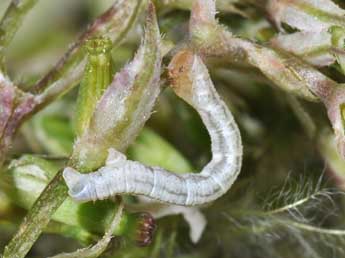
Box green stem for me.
[47,200,124,258]
[3,172,68,258]
[0,0,39,69]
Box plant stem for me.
[0,0,39,69]
[2,172,67,258]
[47,199,124,258]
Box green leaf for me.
[128,128,193,174]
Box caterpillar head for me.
[63,168,95,202]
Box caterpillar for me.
[63,50,243,206]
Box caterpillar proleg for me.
[63,51,243,206]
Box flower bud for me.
[71,3,162,171]
[124,212,156,247]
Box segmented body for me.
[63,54,243,206]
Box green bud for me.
[75,37,113,137]
[71,5,162,171]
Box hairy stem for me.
[285,220,345,236]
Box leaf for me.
[271,30,335,67]
[267,0,345,32]
[127,128,193,174]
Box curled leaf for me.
[270,27,345,73]
[323,85,345,158]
